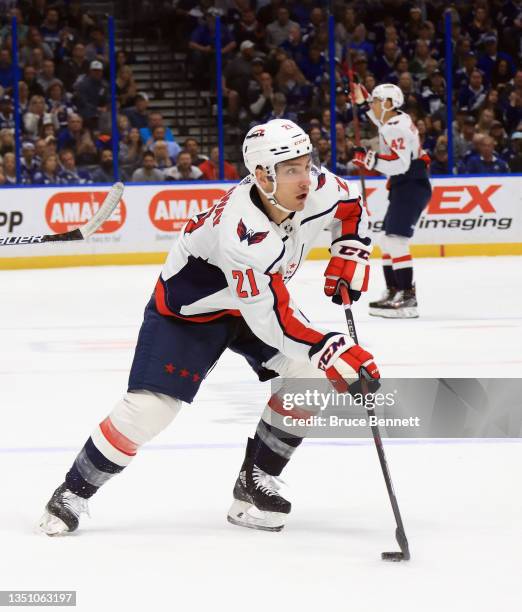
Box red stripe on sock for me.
[382,253,391,261]
[392,255,412,264]
[100,417,138,457]
[268,395,315,421]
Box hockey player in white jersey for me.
[39,119,380,535]
[352,83,432,318]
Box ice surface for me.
[0,258,520,611]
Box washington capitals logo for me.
[237,219,269,246]
[246,128,265,139]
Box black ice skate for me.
[369,287,398,317]
[39,483,89,536]
[375,287,419,319]
[227,438,291,532]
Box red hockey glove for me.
[310,333,380,393]
[324,237,371,304]
[353,147,377,171]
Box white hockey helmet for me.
[243,119,312,212]
[370,83,404,109]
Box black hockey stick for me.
[0,182,125,247]
[339,283,410,561]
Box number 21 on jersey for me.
[232,268,259,298]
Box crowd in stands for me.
[0,0,521,186]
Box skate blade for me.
[227,500,286,532]
[369,307,418,319]
[38,511,71,537]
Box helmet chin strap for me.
[255,175,295,215]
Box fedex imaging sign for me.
[365,178,521,242]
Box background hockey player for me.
[39,119,380,536]
[352,83,432,318]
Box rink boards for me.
[0,174,521,269]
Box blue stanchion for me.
[11,16,22,185]
[328,14,336,173]
[108,16,119,181]
[445,11,454,174]
[215,17,225,181]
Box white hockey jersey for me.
[374,111,429,177]
[155,167,370,363]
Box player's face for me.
[274,154,312,211]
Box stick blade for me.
[80,182,125,239]
[381,551,408,562]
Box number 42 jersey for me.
[155,167,371,363]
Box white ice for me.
[0,257,521,611]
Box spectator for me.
[454,115,477,159]
[477,34,516,84]
[0,166,6,185]
[508,131,522,172]
[248,70,276,120]
[37,59,61,94]
[302,7,326,46]
[33,152,64,184]
[91,149,115,183]
[188,9,236,88]
[316,137,331,168]
[275,58,310,109]
[505,90,522,134]
[224,40,257,111]
[18,81,30,115]
[465,135,510,173]
[476,108,496,135]
[124,92,150,130]
[199,146,240,180]
[146,126,181,161]
[164,151,203,180]
[116,65,137,109]
[491,58,514,92]
[299,44,326,86]
[74,60,109,129]
[23,95,58,139]
[57,113,97,166]
[39,7,62,54]
[85,27,109,64]
[58,43,89,91]
[46,80,75,129]
[421,70,446,115]
[455,51,480,90]
[233,8,267,52]
[458,69,487,112]
[139,111,176,144]
[59,148,92,184]
[152,140,174,171]
[2,151,17,184]
[373,41,400,81]
[430,139,449,175]
[119,126,144,179]
[18,27,53,66]
[489,120,512,163]
[334,5,358,50]
[0,127,14,155]
[183,138,207,166]
[344,23,374,59]
[20,141,39,183]
[266,7,299,48]
[131,150,165,182]
[263,91,297,123]
[22,65,45,98]
[408,40,433,82]
[467,6,491,45]
[0,95,14,130]
[280,24,307,67]
[480,88,503,121]
[0,50,12,91]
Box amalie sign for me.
[148,189,227,232]
[45,191,127,234]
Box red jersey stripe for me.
[269,273,323,346]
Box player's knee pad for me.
[108,390,182,447]
[381,234,410,259]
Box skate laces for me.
[252,466,285,497]
[61,489,90,518]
